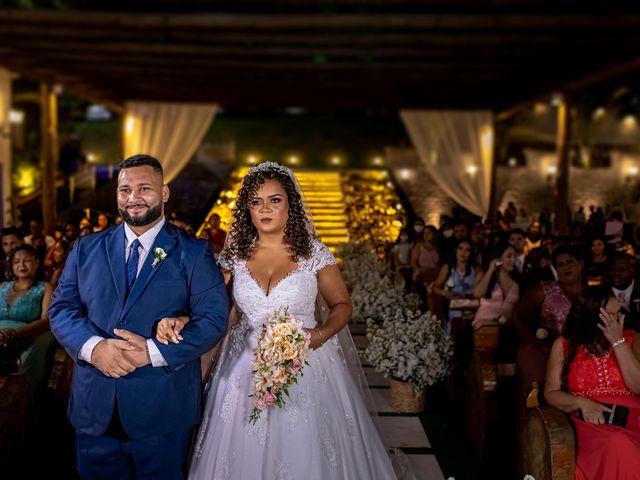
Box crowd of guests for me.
[389,203,640,478]
[0,211,226,404]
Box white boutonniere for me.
[152,247,167,268]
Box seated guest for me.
[605,253,640,331]
[472,242,520,330]
[514,244,584,390]
[432,239,481,334]
[205,213,227,256]
[524,221,542,255]
[44,239,70,289]
[508,228,527,275]
[0,245,54,395]
[0,227,23,281]
[79,224,93,237]
[92,213,110,233]
[470,222,489,268]
[63,222,79,244]
[411,225,440,286]
[545,286,640,479]
[388,227,411,289]
[585,235,610,285]
[24,218,55,250]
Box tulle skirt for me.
[189,326,396,480]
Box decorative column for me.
[0,68,12,226]
[39,83,58,235]
[555,97,571,236]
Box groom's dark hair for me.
[118,154,163,177]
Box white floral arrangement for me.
[338,242,420,325]
[365,309,453,390]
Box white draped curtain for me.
[0,68,11,225]
[123,101,218,183]
[400,110,494,218]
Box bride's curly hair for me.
[227,164,313,261]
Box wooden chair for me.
[521,383,576,480]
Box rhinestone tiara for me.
[248,161,292,176]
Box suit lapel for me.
[121,222,178,317]
[105,224,127,308]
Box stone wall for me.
[386,147,640,224]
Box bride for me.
[157,161,396,479]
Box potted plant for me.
[365,309,452,412]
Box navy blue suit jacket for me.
[49,221,228,439]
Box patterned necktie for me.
[126,239,141,294]
[618,291,627,307]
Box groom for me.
[49,154,228,479]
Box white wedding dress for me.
[189,239,397,479]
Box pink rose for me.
[291,358,302,370]
[254,397,266,410]
[263,392,276,406]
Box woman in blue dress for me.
[0,244,54,395]
[432,239,482,334]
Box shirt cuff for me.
[147,339,168,367]
[79,336,105,363]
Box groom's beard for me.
[119,203,163,227]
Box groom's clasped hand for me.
[90,329,147,378]
[91,317,185,378]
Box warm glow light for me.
[395,203,402,210]
[400,169,411,179]
[288,155,299,165]
[9,109,24,125]
[622,115,637,130]
[547,164,558,175]
[533,103,548,114]
[593,107,606,120]
[508,157,518,167]
[87,152,97,162]
[551,93,564,106]
[125,115,136,136]
[247,155,258,164]
[14,164,37,196]
[373,156,383,166]
[628,165,639,176]
[466,164,478,175]
[386,181,393,188]
[331,156,341,166]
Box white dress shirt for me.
[79,218,168,367]
[613,281,634,312]
[515,253,526,273]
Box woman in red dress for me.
[545,286,640,479]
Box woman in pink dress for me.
[472,242,520,330]
[514,244,584,389]
[545,286,640,479]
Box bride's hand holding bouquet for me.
[249,307,311,424]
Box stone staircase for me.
[293,171,349,253]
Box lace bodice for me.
[218,239,336,330]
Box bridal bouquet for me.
[249,307,311,424]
